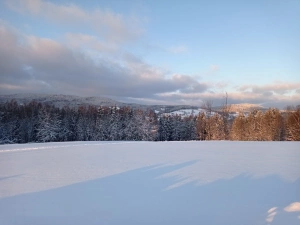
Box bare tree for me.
[196,112,207,140]
[201,100,213,118]
[286,106,300,141]
[201,100,213,140]
[221,92,231,140]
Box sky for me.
[0,0,299,108]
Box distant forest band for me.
[0,100,299,144]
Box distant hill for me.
[228,103,264,112]
[213,103,265,113]
[0,93,123,108]
[0,93,199,115]
[0,94,268,116]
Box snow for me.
[161,108,206,117]
[0,141,299,225]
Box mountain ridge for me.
[0,93,266,114]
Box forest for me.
[0,100,299,144]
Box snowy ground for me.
[161,108,206,117]
[0,141,299,225]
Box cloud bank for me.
[0,22,207,101]
[1,0,299,108]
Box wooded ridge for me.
[0,100,299,144]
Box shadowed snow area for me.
[0,141,299,225]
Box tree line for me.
[0,100,299,144]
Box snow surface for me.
[0,141,299,225]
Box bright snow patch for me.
[161,108,206,117]
[0,141,299,225]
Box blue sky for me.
[0,0,299,108]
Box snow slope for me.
[161,108,206,117]
[0,141,299,225]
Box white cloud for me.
[0,12,299,108]
[238,82,300,95]
[6,0,143,44]
[267,207,277,214]
[266,207,277,223]
[284,202,300,212]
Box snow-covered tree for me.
[108,106,121,141]
[95,106,110,141]
[76,106,97,141]
[36,107,61,142]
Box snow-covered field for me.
[161,108,206,117]
[0,141,299,225]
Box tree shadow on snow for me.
[0,174,24,181]
[0,161,299,225]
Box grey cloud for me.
[1,21,298,109]
[0,23,208,100]
[179,83,208,94]
[262,91,273,97]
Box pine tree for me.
[108,106,121,140]
[158,116,171,141]
[36,106,61,142]
[144,109,158,141]
[0,100,21,144]
[183,116,197,141]
[95,106,110,140]
[196,112,206,140]
[171,115,182,141]
[134,109,150,141]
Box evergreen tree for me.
[196,112,207,140]
[0,100,21,144]
[108,106,121,140]
[36,106,61,142]
[95,106,110,140]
